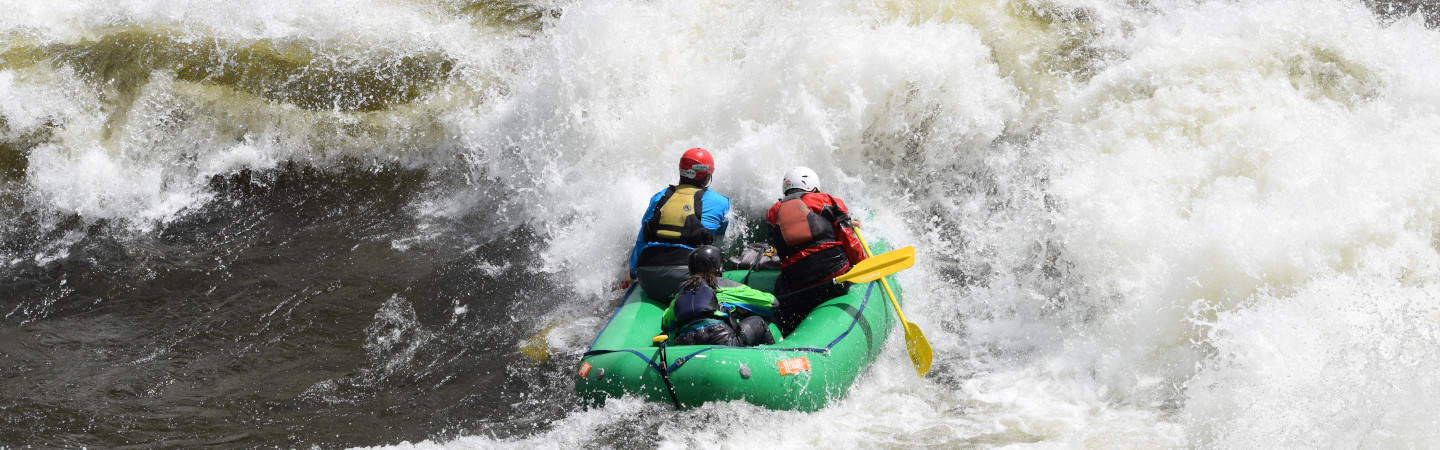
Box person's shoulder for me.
[702,188,730,200]
[702,189,731,204]
[801,191,837,205]
[762,198,781,216]
[765,197,785,213]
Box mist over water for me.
[2,0,1439,447]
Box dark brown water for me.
[0,167,592,447]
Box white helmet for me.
[782,167,820,193]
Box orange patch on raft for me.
[578,362,593,378]
[777,357,811,375]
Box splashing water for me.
[2,0,1439,447]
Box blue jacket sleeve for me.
[629,191,666,275]
[701,190,731,240]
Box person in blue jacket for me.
[628,147,731,300]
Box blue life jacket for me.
[674,283,720,325]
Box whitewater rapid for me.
[3,0,1440,447]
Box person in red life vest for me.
[765,166,866,334]
[627,148,732,301]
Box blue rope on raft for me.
[582,281,879,374]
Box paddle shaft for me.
[741,245,765,285]
[852,229,908,325]
[852,227,932,376]
[653,339,682,408]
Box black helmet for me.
[688,245,724,274]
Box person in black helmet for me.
[660,245,777,346]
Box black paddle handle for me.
[654,343,681,408]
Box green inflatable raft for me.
[575,268,901,411]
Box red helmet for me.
[679,147,714,184]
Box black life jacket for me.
[771,192,837,259]
[643,185,713,247]
[673,283,720,325]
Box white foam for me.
[1184,270,1440,447]
[8,0,1440,446]
[448,0,1018,298]
[2,0,515,227]
[1040,0,1440,444]
[381,0,1440,447]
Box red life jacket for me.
[771,192,838,259]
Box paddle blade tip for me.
[905,323,933,376]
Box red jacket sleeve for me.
[804,193,867,264]
[826,196,868,264]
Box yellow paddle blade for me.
[833,246,915,284]
[904,322,933,376]
[520,323,561,362]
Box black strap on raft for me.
[653,339,682,409]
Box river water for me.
[2,0,1439,447]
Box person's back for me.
[629,148,731,300]
[765,167,866,334]
[661,246,775,346]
